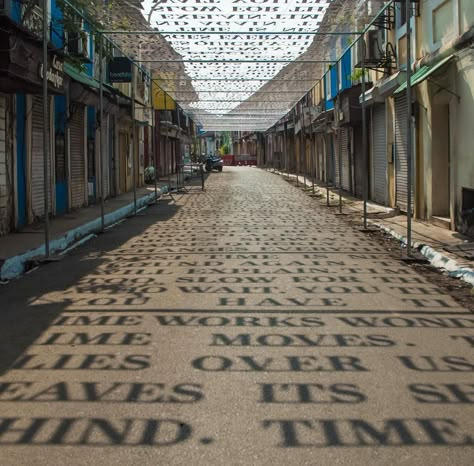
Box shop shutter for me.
[395,94,412,211]
[0,94,7,233]
[340,127,350,191]
[321,134,330,183]
[31,96,52,219]
[102,114,110,199]
[372,104,387,205]
[0,95,6,176]
[327,134,335,184]
[69,105,85,209]
[353,125,364,198]
[108,114,115,197]
[119,131,128,193]
[334,132,340,187]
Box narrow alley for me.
[0,168,472,465]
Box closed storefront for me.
[69,105,86,209]
[372,104,387,205]
[31,96,52,219]
[394,94,412,211]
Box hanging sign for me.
[109,57,132,83]
[152,82,176,110]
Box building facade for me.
[263,0,474,236]
[0,0,200,237]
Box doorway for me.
[431,104,450,219]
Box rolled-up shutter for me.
[69,105,85,209]
[372,104,387,205]
[395,94,412,211]
[31,96,52,219]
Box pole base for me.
[37,255,63,264]
[359,227,377,233]
[335,212,349,216]
[400,251,429,264]
[126,211,146,218]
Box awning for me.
[64,63,100,90]
[377,71,406,98]
[65,63,99,106]
[359,87,384,106]
[65,63,123,113]
[395,55,454,94]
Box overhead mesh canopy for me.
[103,0,372,131]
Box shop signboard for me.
[109,57,132,83]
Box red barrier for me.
[234,154,257,166]
[222,155,257,166]
[222,155,235,166]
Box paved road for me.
[0,167,473,465]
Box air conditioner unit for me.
[356,29,384,67]
[67,30,90,60]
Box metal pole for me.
[270,134,272,171]
[295,109,299,186]
[176,106,181,189]
[131,65,137,215]
[268,133,275,171]
[137,59,336,64]
[150,80,158,201]
[272,131,278,173]
[338,96,343,213]
[164,93,171,190]
[278,131,281,172]
[269,134,272,171]
[324,103,330,206]
[42,0,50,257]
[362,36,368,229]
[283,122,288,179]
[311,121,316,195]
[102,30,362,36]
[406,0,413,256]
[187,115,192,189]
[99,35,105,232]
[301,105,307,189]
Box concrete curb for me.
[0,187,168,281]
[371,221,474,287]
